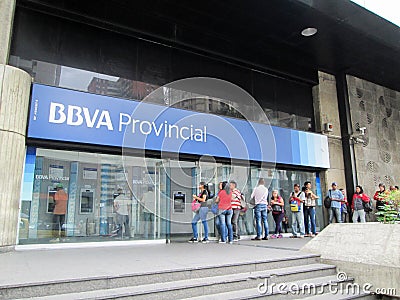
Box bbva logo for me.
[48,102,114,130]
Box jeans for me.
[352,209,366,223]
[231,209,241,239]
[292,211,305,236]
[143,212,155,238]
[53,214,65,238]
[341,212,348,223]
[219,209,233,242]
[329,207,342,223]
[116,214,130,237]
[273,213,284,234]
[254,204,269,238]
[192,207,209,239]
[304,206,316,235]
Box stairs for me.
[0,252,376,300]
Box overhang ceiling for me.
[17,0,400,90]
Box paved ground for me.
[0,236,311,287]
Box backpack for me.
[363,198,373,213]
[290,192,302,212]
[240,193,248,211]
[323,190,332,209]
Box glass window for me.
[19,148,323,244]
[19,149,170,244]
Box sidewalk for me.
[0,237,310,288]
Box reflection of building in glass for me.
[87,77,159,101]
[87,77,120,97]
[8,57,61,86]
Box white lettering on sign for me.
[49,102,113,130]
[48,102,207,142]
[118,113,207,142]
[35,174,70,181]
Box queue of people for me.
[188,178,398,243]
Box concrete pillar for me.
[0,0,16,65]
[313,72,347,226]
[0,0,31,251]
[0,65,31,250]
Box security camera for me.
[355,137,365,143]
[358,127,366,135]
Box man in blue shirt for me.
[327,182,344,223]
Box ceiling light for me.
[301,27,318,37]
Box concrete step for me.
[184,275,358,300]
[1,254,320,299]
[301,288,376,300]
[15,263,335,300]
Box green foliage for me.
[375,203,400,224]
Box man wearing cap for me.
[327,182,344,223]
[52,183,68,242]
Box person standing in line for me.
[327,182,344,224]
[339,188,349,223]
[303,181,319,237]
[189,182,209,243]
[114,188,132,239]
[230,181,242,242]
[141,186,156,239]
[270,190,285,239]
[251,178,269,241]
[51,183,68,242]
[352,185,370,223]
[215,181,233,244]
[374,183,390,211]
[290,183,305,238]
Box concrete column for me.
[313,72,347,226]
[0,0,16,65]
[0,65,31,250]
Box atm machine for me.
[80,188,94,214]
[79,188,95,236]
[173,191,186,214]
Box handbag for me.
[324,190,332,209]
[272,204,282,214]
[191,200,201,213]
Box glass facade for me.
[10,7,314,132]
[19,148,323,245]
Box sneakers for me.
[278,234,283,239]
[270,234,277,239]
[49,238,60,243]
[219,240,227,244]
[299,235,305,238]
[188,237,199,243]
[233,238,239,242]
[201,238,209,243]
[262,236,269,240]
[251,236,262,240]
[310,234,316,238]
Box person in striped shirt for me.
[230,180,242,241]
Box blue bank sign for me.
[28,84,330,168]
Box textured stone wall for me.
[347,75,400,198]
